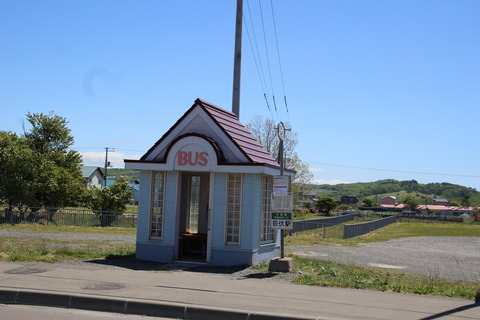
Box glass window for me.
[187,175,201,233]
[150,171,165,240]
[260,175,274,244]
[225,173,242,245]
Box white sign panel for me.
[271,192,293,212]
[273,175,290,193]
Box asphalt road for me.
[288,236,480,281]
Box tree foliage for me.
[85,178,134,226]
[315,197,337,216]
[246,115,313,204]
[403,194,420,211]
[246,115,312,184]
[0,131,38,206]
[0,112,83,216]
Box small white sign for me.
[273,175,290,193]
[271,192,293,211]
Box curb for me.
[0,288,321,320]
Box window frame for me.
[225,173,243,246]
[260,174,274,244]
[149,171,165,240]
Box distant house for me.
[105,179,140,204]
[379,196,405,210]
[300,190,317,201]
[130,183,140,204]
[417,204,477,217]
[433,198,450,206]
[380,196,397,206]
[340,196,359,205]
[81,166,104,189]
[417,205,453,216]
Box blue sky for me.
[1,0,479,190]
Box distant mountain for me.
[106,168,140,181]
[311,179,480,206]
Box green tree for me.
[362,198,374,207]
[85,178,134,227]
[315,197,337,216]
[403,194,420,212]
[460,196,470,207]
[0,131,40,221]
[23,112,83,211]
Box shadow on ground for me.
[85,257,251,275]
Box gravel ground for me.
[2,229,479,281]
[288,237,480,282]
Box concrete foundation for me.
[268,257,294,272]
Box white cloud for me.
[81,151,141,168]
[311,179,350,185]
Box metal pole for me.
[279,139,284,258]
[104,147,109,187]
[232,0,243,118]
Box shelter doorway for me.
[177,172,210,262]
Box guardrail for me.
[343,215,396,239]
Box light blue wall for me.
[136,171,151,244]
[211,173,227,249]
[162,171,178,246]
[136,170,177,263]
[135,170,279,266]
[209,173,279,266]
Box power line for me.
[244,0,275,120]
[244,0,292,124]
[269,0,289,118]
[309,161,480,178]
[258,0,276,117]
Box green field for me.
[286,221,480,246]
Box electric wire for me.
[309,161,480,178]
[244,0,275,120]
[258,0,277,120]
[269,0,289,119]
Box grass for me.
[250,256,479,300]
[286,257,479,300]
[281,221,480,300]
[0,224,136,235]
[0,224,135,262]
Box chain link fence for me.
[0,205,137,228]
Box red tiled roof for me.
[196,99,279,167]
[138,98,280,168]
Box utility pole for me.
[278,123,285,258]
[232,0,243,118]
[104,147,115,187]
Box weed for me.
[289,256,479,300]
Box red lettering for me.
[177,151,208,166]
[187,151,197,166]
[198,152,208,166]
[177,151,188,166]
